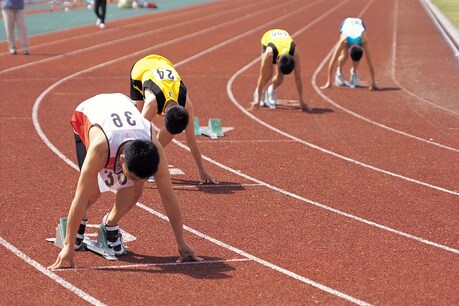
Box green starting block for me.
[194,117,201,136]
[52,217,118,261]
[194,117,223,139]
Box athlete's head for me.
[349,44,363,61]
[278,54,295,75]
[164,104,189,134]
[123,139,160,179]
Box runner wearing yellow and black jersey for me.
[248,29,309,112]
[130,54,216,184]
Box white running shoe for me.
[254,90,266,107]
[334,69,346,86]
[349,70,360,88]
[99,23,105,29]
[265,85,277,109]
[96,18,101,26]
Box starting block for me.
[194,117,224,139]
[52,217,119,261]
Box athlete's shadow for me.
[103,252,236,279]
[275,105,334,114]
[339,85,401,91]
[274,101,333,114]
[146,179,247,194]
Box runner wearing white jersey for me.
[321,17,378,90]
[48,93,202,270]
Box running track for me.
[1,0,458,304]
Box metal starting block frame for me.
[53,217,118,261]
[194,117,224,139]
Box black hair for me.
[164,104,189,134]
[123,139,160,179]
[278,54,295,74]
[349,45,363,61]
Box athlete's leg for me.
[105,181,145,226]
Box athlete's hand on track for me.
[369,84,379,91]
[177,243,203,263]
[48,246,75,270]
[199,170,217,185]
[247,101,259,111]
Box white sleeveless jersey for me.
[340,17,365,46]
[71,93,152,192]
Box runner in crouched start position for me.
[321,17,378,90]
[248,29,309,112]
[130,54,216,184]
[48,93,201,270]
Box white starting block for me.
[194,117,224,139]
[52,217,119,261]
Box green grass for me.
[432,0,459,28]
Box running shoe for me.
[349,69,360,87]
[101,214,125,256]
[334,69,346,86]
[265,85,277,109]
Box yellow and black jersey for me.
[130,54,187,115]
[261,29,296,64]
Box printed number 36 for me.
[111,111,136,128]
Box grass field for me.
[432,0,459,28]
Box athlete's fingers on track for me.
[47,256,75,270]
[176,254,203,263]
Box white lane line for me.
[0,236,106,306]
[391,0,459,115]
[54,258,251,271]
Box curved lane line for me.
[391,0,459,115]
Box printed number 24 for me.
[156,69,175,80]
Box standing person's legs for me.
[94,0,102,23]
[1,9,17,54]
[15,9,29,54]
[99,0,106,24]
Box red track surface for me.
[1,0,458,304]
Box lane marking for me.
[0,236,106,306]
[391,1,459,115]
